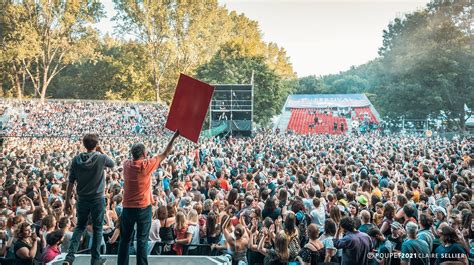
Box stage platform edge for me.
[49,254,231,265]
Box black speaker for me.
[210,84,253,136]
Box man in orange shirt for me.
[210,170,230,191]
[117,131,179,265]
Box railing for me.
[1,97,166,105]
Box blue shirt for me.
[401,239,430,264]
[380,176,389,188]
[435,243,467,265]
[333,231,372,265]
[162,177,170,191]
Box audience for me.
[0,99,473,265]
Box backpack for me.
[288,234,301,261]
[297,211,310,246]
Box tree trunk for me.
[155,78,161,103]
[459,105,466,136]
[40,64,51,102]
[35,58,40,97]
[14,73,22,99]
[40,82,49,102]
[12,64,23,99]
[153,63,161,102]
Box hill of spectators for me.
[0,99,168,137]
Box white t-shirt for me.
[149,219,161,242]
[61,231,73,253]
[310,206,326,231]
[16,207,33,223]
[187,224,200,250]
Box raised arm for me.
[23,197,36,215]
[257,230,269,256]
[16,233,39,260]
[35,187,44,209]
[96,145,115,168]
[247,218,258,251]
[239,214,250,242]
[222,216,235,248]
[158,131,180,162]
[64,160,76,215]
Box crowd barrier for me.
[50,254,231,265]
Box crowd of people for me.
[0,99,168,137]
[0,99,473,265]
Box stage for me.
[49,254,231,265]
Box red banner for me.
[165,74,214,143]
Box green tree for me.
[103,40,155,101]
[265,42,296,79]
[196,43,294,125]
[113,0,173,102]
[378,0,473,131]
[1,0,104,101]
[295,75,325,94]
[50,36,154,101]
[325,75,369,94]
[227,11,267,57]
[1,1,37,98]
[113,0,232,102]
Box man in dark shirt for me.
[334,216,373,265]
[387,221,406,265]
[64,134,115,265]
[368,227,395,265]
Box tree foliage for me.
[196,43,295,125]
[0,0,104,101]
[377,0,473,130]
[1,1,296,117]
[294,0,473,132]
[113,0,233,102]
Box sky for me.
[95,0,430,77]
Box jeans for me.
[117,205,152,265]
[66,197,106,265]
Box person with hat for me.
[15,194,38,224]
[400,222,430,265]
[357,195,369,211]
[433,206,448,231]
[387,221,406,265]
